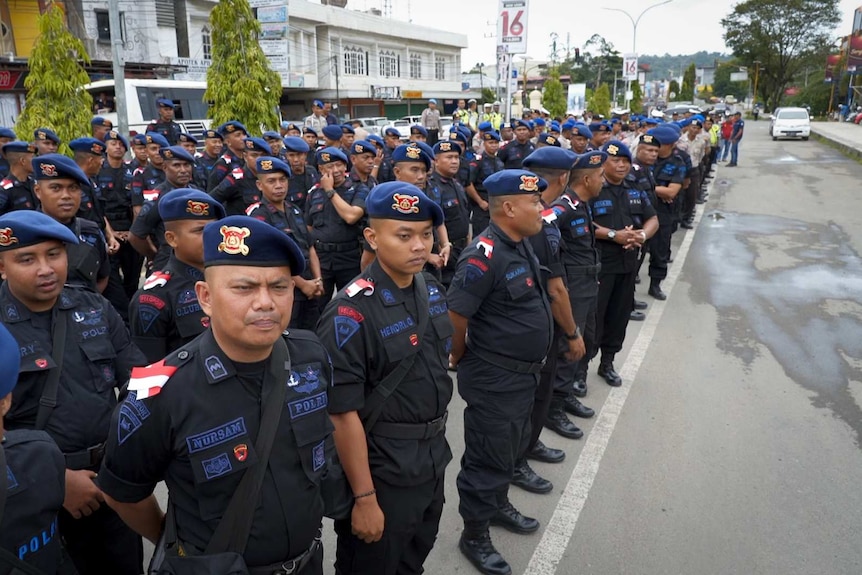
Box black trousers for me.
[111,241,143,299]
[594,269,637,364]
[682,167,701,222]
[457,359,535,525]
[102,270,130,324]
[648,218,674,282]
[553,275,599,398]
[59,505,143,575]
[526,340,558,452]
[290,296,321,330]
[334,475,444,575]
[469,207,490,238]
[318,260,361,312]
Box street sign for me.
[497,0,529,55]
[623,53,638,81]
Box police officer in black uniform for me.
[428,139,470,287]
[569,124,592,154]
[207,121,248,191]
[0,322,71,574]
[0,126,15,178]
[0,210,147,574]
[0,141,37,215]
[283,136,320,211]
[247,157,323,330]
[448,170,553,575]
[145,98,182,146]
[305,147,368,307]
[129,188,225,363]
[100,215,333,574]
[32,154,110,294]
[303,127,321,172]
[130,133,168,217]
[130,145,198,272]
[591,141,659,387]
[375,127,401,184]
[32,128,60,156]
[69,138,110,234]
[497,120,535,170]
[317,182,453,575]
[588,122,612,150]
[210,137,268,216]
[466,131,505,236]
[648,127,685,301]
[196,129,224,184]
[90,116,113,141]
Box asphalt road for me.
[152,121,862,574]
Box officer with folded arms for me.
[0,209,146,574]
[100,215,335,574]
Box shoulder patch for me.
[245,202,261,216]
[127,359,179,399]
[231,167,244,179]
[541,208,557,224]
[143,270,171,290]
[476,237,494,259]
[1,179,13,190]
[345,278,375,298]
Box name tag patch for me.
[288,392,328,419]
[202,453,232,480]
[186,418,247,454]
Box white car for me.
[771,107,810,140]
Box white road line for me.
[523,176,712,575]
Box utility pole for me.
[752,60,760,108]
[332,55,340,120]
[108,0,128,136]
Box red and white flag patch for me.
[127,360,178,399]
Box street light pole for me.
[752,60,761,108]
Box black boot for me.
[598,362,622,386]
[511,459,553,494]
[527,439,565,463]
[459,526,512,575]
[491,499,540,534]
[648,280,667,301]
[563,392,595,418]
[544,401,584,439]
[571,378,588,398]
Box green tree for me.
[712,62,750,102]
[542,68,567,118]
[721,0,840,110]
[206,0,281,135]
[15,1,93,153]
[481,87,497,106]
[630,80,643,113]
[668,79,681,100]
[588,83,611,117]
[786,70,832,116]
[680,63,696,101]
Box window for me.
[435,56,446,81]
[379,50,399,78]
[155,0,176,27]
[410,53,422,79]
[202,26,212,60]
[343,46,368,76]
[95,10,111,42]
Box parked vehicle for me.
[353,117,390,135]
[770,107,810,141]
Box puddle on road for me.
[689,211,862,445]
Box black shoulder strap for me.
[205,335,290,554]
[0,443,6,524]
[358,273,430,432]
[0,445,48,575]
[36,307,68,430]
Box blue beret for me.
[514,120,531,130]
[341,124,356,135]
[1,141,36,155]
[414,141,435,160]
[0,323,20,399]
[589,122,610,133]
[692,114,705,123]
[478,121,493,132]
[457,125,473,140]
[33,128,60,144]
[365,181,443,227]
[157,98,175,108]
[256,156,292,178]
[204,129,223,140]
[678,118,692,128]
[243,137,270,154]
[409,125,428,137]
[534,118,546,127]
[316,146,348,165]
[131,133,148,146]
[262,131,281,141]
[30,154,89,187]
[69,137,106,155]
[484,169,548,197]
[571,150,608,170]
[433,140,462,155]
[159,146,195,163]
[550,122,561,133]
[649,127,679,144]
[103,130,129,150]
[91,116,113,128]
[384,127,401,138]
[447,129,468,146]
[178,133,198,145]
[158,188,226,222]
[537,133,561,147]
[500,122,513,130]
[482,131,501,142]
[0,210,79,252]
[366,134,385,147]
[219,121,248,136]
[609,118,620,124]
[602,140,632,161]
[392,143,431,169]
[351,140,376,156]
[0,127,16,139]
[144,133,169,147]
[303,126,318,136]
[281,122,302,132]
[203,215,305,274]
[571,124,593,139]
[639,132,663,147]
[663,123,682,136]
[561,120,576,130]
[689,118,704,128]
[523,147,577,170]
[281,136,309,153]
[313,99,324,108]
[643,118,660,126]
[322,125,344,140]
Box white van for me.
[770,107,810,141]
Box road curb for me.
[810,127,862,162]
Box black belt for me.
[314,241,357,253]
[468,345,546,374]
[565,263,601,276]
[370,412,448,440]
[64,443,105,470]
[248,536,321,575]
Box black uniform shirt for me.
[1,430,65,571]
[207,150,243,192]
[0,286,146,454]
[467,154,504,202]
[287,167,320,211]
[97,162,134,231]
[552,190,599,271]
[131,164,166,207]
[129,254,208,364]
[497,140,535,170]
[447,222,553,367]
[305,181,367,266]
[130,180,191,270]
[317,261,453,486]
[652,153,687,218]
[77,178,106,228]
[590,178,657,274]
[0,173,37,215]
[62,216,110,290]
[98,329,334,567]
[145,120,182,146]
[528,201,565,286]
[209,166,260,216]
[427,172,470,242]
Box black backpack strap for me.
[357,273,430,432]
[36,308,68,430]
[205,335,290,554]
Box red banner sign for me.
[848,33,862,71]
[0,71,22,90]
[826,54,841,81]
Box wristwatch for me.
[607,229,617,240]
[325,189,335,198]
[566,326,582,340]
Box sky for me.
[367,0,862,70]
